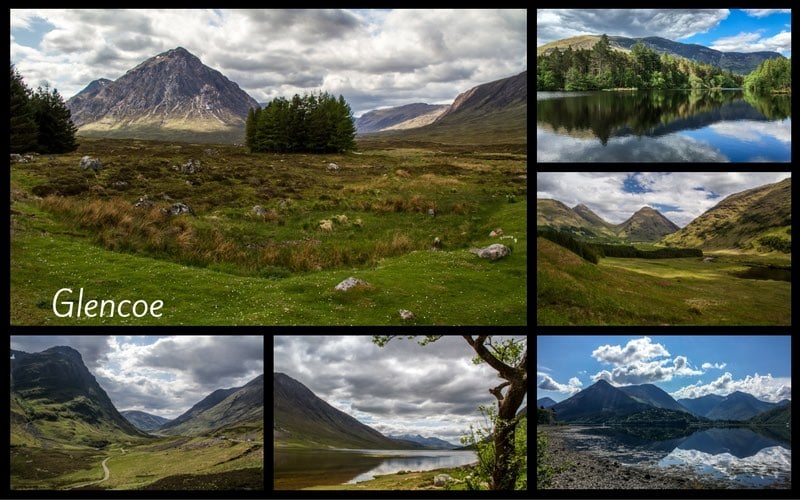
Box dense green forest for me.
[537,34,744,91]
[245,91,356,153]
[743,57,791,94]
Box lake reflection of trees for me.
[537,90,788,145]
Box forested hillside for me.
[537,34,743,91]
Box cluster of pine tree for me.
[245,92,356,153]
[10,65,78,154]
[743,57,791,94]
[588,242,703,259]
[537,34,743,91]
[537,228,601,264]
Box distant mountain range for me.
[679,391,789,421]
[359,70,526,144]
[537,397,557,408]
[356,103,449,133]
[387,434,458,449]
[121,410,171,431]
[66,47,259,143]
[537,34,785,74]
[547,379,789,424]
[537,199,679,242]
[662,177,791,250]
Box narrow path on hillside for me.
[63,457,110,489]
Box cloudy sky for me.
[274,335,527,445]
[537,336,791,403]
[10,336,263,419]
[537,9,791,57]
[9,9,527,116]
[537,172,791,227]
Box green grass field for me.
[11,137,526,325]
[537,238,790,325]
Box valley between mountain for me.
[10,346,264,491]
[537,176,791,325]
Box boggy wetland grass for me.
[11,137,527,325]
[537,238,790,325]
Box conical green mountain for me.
[661,178,791,250]
[617,206,680,241]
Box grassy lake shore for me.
[299,464,478,490]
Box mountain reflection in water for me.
[536,90,791,162]
[573,426,790,488]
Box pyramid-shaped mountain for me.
[616,206,680,241]
[66,47,260,143]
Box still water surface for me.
[537,90,791,162]
[274,448,477,489]
[567,426,790,488]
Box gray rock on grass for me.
[470,243,511,261]
[335,277,368,291]
[80,156,103,171]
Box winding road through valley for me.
[64,457,110,490]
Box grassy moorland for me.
[11,137,526,325]
[537,238,790,325]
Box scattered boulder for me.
[334,214,349,225]
[112,180,129,188]
[489,228,504,238]
[334,277,369,292]
[399,309,415,321]
[277,199,289,209]
[133,195,154,209]
[353,218,363,228]
[427,208,436,217]
[319,219,333,231]
[173,158,203,174]
[11,153,36,163]
[327,162,340,172]
[470,244,511,261]
[433,474,453,487]
[252,205,268,216]
[161,202,195,216]
[79,156,103,171]
[432,237,442,250]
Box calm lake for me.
[537,90,791,162]
[563,425,791,488]
[274,448,477,490]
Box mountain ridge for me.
[537,34,785,74]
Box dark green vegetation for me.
[274,372,410,449]
[537,237,790,325]
[537,35,743,91]
[537,228,701,265]
[10,65,78,154]
[11,348,263,490]
[537,34,784,75]
[11,137,526,325]
[662,178,791,251]
[743,57,791,94]
[537,89,790,145]
[245,92,356,153]
[747,402,791,426]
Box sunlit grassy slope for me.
[537,238,790,325]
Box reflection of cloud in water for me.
[658,446,791,486]
[537,127,728,162]
[708,119,792,144]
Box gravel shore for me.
[538,426,733,489]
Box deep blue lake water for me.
[537,90,791,162]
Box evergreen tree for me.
[245,106,259,150]
[10,64,39,153]
[31,83,78,154]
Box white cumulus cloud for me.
[671,372,792,402]
[742,9,792,18]
[710,30,791,56]
[701,362,727,370]
[538,374,583,395]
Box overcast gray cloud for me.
[10,336,263,419]
[273,335,527,445]
[10,9,527,116]
[537,9,729,46]
[537,172,791,227]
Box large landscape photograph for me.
[537,9,791,162]
[273,335,527,491]
[10,9,527,325]
[10,335,264,490]
[537,171,791,325]
[537,335,791,490]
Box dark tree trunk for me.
[491,377,527,489]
